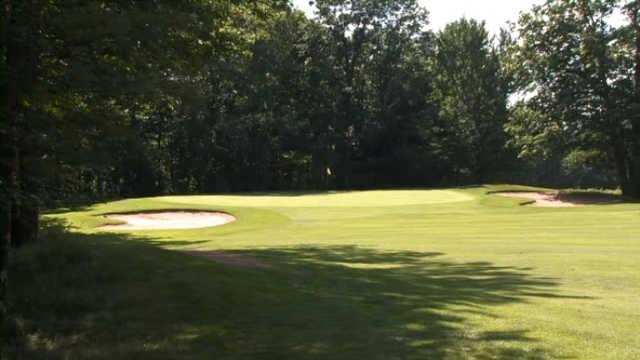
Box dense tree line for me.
[32,1,516,198]
[507,0,640,196]
[2,0,640,335]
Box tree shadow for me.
[556,191,638,205]
[42,204,92,215]
[6,220,584,359]
[182,190,358,198]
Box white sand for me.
[493,192,576,207]
[98,211,236,230]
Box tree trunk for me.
[11,200,38,248]
[612,140,633,196]
[1,1,15,339]
[1,0,34,336]
[0,116,14,343]
[632,153,640,198]
[631,3,640,198]
[0,196,11,345]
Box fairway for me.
[8,186,640,359]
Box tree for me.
[1,0,39,334]
[509,0,640,197]
[624,0,640,196]
[0,0,288,338]
[432,18,510,183]
[313,0,432,187]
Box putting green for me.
[159,189,473,208]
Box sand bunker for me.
[98,211,236,230]
[493,191,625,207]
[493,192,576,207]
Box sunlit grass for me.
[6,185,640,359]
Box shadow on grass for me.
[5,219,581,359]
[556,191,638,205]
[487,188,637,206]
[42,204,92,215]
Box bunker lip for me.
[492,191,624,207]
[97,210,236,230]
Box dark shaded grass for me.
[556,191,636,204]
[5,220,577,359]
[487,188,637,205]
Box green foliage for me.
[432,18,510,183]
[4,0,553,204]
[506,104,564,160]
[508,0,640,196]
[2,0,636,204]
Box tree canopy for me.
[507,0,640,196]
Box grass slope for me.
[5,186,640,359]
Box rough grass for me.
[5,185,640,359]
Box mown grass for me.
[4,185,640,359]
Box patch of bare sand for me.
[180,250,272,269]
[98,211,236,230]
[494,192,575,207]
[493,191,623,207]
